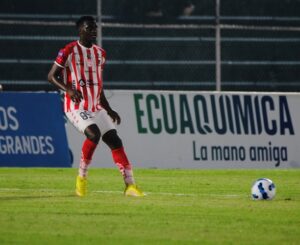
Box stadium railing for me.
[0,8,300,92]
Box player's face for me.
[81,20,98,44]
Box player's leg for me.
[95,110,134,185]
[96,110,145,196]
[75,124,100,197]
[66,110,101,196]
[102,129,145,196]
[102,129,135,185]
[79,124,100,177]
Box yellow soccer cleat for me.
[124,184,146,197]
[76,175,87,197]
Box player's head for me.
[76,16,98,45]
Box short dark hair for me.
[76,16,96,29]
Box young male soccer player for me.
[47,16,145,197]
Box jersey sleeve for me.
[55,48,68,68]
[101,49,106,70]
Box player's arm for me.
[47,63,82,103]
[100,89,121,124]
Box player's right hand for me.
[107,109,121,125]
[67,88,83,104]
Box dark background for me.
[1,0,300,91]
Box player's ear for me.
[78,26,83,34]
[78,23,84,34]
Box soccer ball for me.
[251,178,276,200]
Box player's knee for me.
[102,129,123,150]
[84,124,101,144]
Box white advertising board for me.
[66,90,300,169]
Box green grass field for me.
[0,168,299,245]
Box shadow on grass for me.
[0,194,75,201]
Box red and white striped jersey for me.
[54,41,106,112]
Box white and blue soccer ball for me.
[251,178,276,200]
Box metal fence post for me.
[97,0,102,47]
[216,0,221,91]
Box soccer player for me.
[47,16,145,197]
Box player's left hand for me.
[107,109,121,124]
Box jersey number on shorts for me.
[80,111,92,120]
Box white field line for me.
[0,188,241,198]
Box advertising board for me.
[0,92,71,167]
[66,90,300,169]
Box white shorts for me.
[66,109,116,135]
